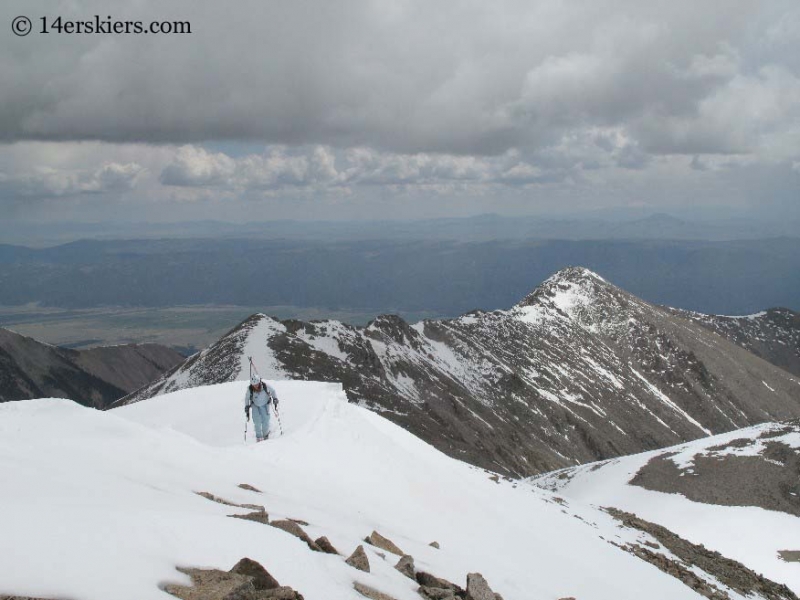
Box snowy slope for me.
[119,267,800,478]
[531,421,800,594]
[1,383,786,600]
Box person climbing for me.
[244,374,279,442]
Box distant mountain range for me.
[0,328,184,407]
[119,267,800,477]
[1,236,799,317]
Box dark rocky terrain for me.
[0,327,184,407]
[119,267,800,477]
[671,307,800,377]
[630,419,800,516]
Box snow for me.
[530,424,800,595]
[630,368,712,435]
[239,315,288,380]
[1,384,711,600]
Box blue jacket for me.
[244,380,278,408]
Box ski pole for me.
[274,403,284,435]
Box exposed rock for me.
[346,545,371,572]
[196,491,266,513]
[164,561,304,600]
[122,269,800,478]
[395,554,416,579]
[629,423,800,518]
[288,518,309,526]
[163,566,256,600]
[606,508,799,600]
[238,484,262,493]
[261,588,304,600]
[465,573,500,600]
[779,551,800,563]
[230,558,280,590]
[365,530,404,556]
[353,582,399,600]
[418,588,459,600]
[269,519,321,552]
[314,536,339,555]
[416,572,463,595]
[230,511,270,525]
[429,541,440,549]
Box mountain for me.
[530,418,800,593]
[119,267,800,477]
[669,307,800,377]
[1,383,796,599]
[0,327,184,407]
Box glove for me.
[245,405,250,421]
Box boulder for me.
[353,582,399,600]
[465,573,500,600]
[416,572,463,594]
[238,483,263,493]
[395,554,416,579]
[346,545,371,573]
[230,558,280,590]
[269,519,321,552]
[163,566,256,600]
[418,588,458,600]
[314,536,340,555]
[230,511,270,525]
[429,541,441,549]
[365,530,404,556]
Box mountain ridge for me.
[119,267,800,477]
[0,327,184,407]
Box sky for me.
[1,0,798,224]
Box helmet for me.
[250,374,261,386]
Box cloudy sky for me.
[1,0,798,223]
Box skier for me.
[244,374,279,442]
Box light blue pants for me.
[252,404,271,439]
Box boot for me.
[256,436,263,442]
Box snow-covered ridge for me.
[1,384,793,600]
[120,267,800,479]
[530,420,800,595]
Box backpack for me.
[248,381,273,406]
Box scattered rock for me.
[163,560,305,600]
[489,475,500,483]
[163,566,258,600]
[230,558,280,590]
[465,573,501,600]
[418,588,459,600]
[365,530,404,556]
[429,541,440,549]
[230,511,270,525]
[353,582,399,600]
[606,508,799,600]
[395,554,416,579]
[238,484,262,493]
[779,550,800,563]
[196,491,266,513]
[346,545,371,573]
[416,572,463,595]
[269,519,321,552]
[314,536,339,555]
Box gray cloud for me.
[0,162,145,198]
[1,0,797,160]
[0,0,798,222]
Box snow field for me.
[0,381,710,600]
